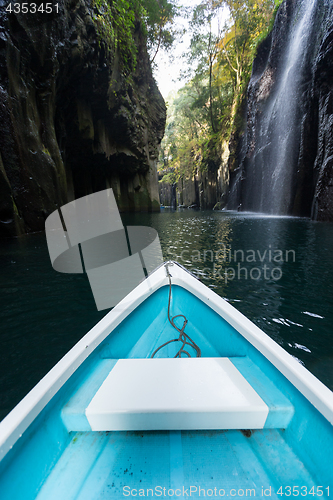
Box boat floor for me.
[36,428,316,500]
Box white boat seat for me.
[61,357,294,431]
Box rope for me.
[151,264,201,358]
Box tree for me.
[159,0,281,183]
[188,1,227,133]
[159,84,204,181]
[188,0,277,132]
[92,0,179,72]
[141,0,180,63]
[217,0,276,126]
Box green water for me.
[1,209,333,421]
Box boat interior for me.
[0,284,332,499]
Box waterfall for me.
[238,0,318,214]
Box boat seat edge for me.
[61,357,294,432]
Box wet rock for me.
[0,0,165,237]
[158,141,229,210]
[230,0,333,221]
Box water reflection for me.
[1,210,333,422]
[124,209,333,388]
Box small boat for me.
[0,261,332,499]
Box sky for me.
[154,44,188,99]
[153,0,193,99]
[152,0,229,100]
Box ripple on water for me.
[1,212,333,421]
[302,311,325,319]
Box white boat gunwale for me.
[0,260,332,462]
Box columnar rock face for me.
[158,159,229,210]
[159,170,221,210]
[0,0,166,237]
[229,0,333,221]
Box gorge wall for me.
[158,165,229,210]
[228,0,333,221]
[0,0,166,238]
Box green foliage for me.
[254,0,284,51]
[91,0,178,74]
[183,0,277,139]
[160,171,177,184]
[141,0,179,62]
[201,134,222,172]
[159,0,278,184]
[159,84,214,182]
[92,0,138,74]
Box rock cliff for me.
[228,0,333,221]
[158,144,229,211]
[0,0,166,237]
[158,169,223,210]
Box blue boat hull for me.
[0,264,332,499]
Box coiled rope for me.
[151,263,201,358]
